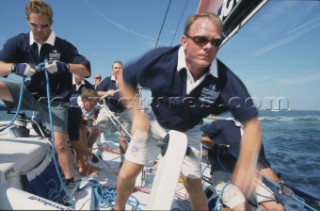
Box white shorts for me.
[125,112,203,179]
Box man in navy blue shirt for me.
[96,60,131,166]
[115,13,262,210]
[0,0,91,201]
[201,119,285,210]
[93,73,102,90]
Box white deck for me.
[0,121,192,210]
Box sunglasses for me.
[186,35,222,47]
[29,22,50,28]
[94,77,101,79]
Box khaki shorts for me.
[95,105,131,137]
[3,81,68,133]
[125,111,203,179]
[212,170,275,208]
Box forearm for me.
[68,63,90,77]
[260,167,280,183]
[119,79,148,134]
[238,117,262,169]
[97,89,119,97]
[200,136,215,150]
[0,61,13,76]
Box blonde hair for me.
[184,12,223,36]
[25,0,53,21]
[81,89,99,103]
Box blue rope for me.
[38,61,75,208]
[261,173,317,211]
[77,177,144,210]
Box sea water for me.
[259,110,320,200]
[1,109,319,204]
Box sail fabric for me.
[197,0,269,45]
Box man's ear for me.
[181,35,188,48]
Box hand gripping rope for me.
[0,61,75,207]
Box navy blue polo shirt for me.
[0,33,91,101]
[200,119,271,168]
[123,45,258,131]
[96,76,125,111]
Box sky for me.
[0,0,319,110]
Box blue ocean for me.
[258,110,320,201]
[1,108,319,207]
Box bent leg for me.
[54,132,74,180]
[181,174,209,210]
[114,160,144,210]
[0,81,14,102]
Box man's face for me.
[181,17,221,72]
[112,63,123,80]
[27,13,52,44]
[94,76,101,85]
[83,99,97,112]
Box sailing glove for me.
[45,61,69,74]
[11,63,37,77]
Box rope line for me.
[154,0,172,48]
[170,0,189,46]
[0,77,26,132]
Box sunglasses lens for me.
[212,39,222,47]
[194,36,209,45]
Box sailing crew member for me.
[200,119,292,210]
[114,12,262,210]
[96,60,131,167]
[0,0,91,204]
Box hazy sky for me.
[0,0,319,110]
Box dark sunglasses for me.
[29,22,50,28]
[186,35,222,47]
[94,77,101,79]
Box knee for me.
[54,140,69,152]
[183,177,203,193]
[117,171,134,186]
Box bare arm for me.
[200,136,215,150]
[97,89,119,98]
[68,63,90,77]
[260,166,280,183]
[232,117,262,198]
[119,77,149,135]
[0,61,13,76]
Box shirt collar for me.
[177,46,218,78]
[72,75,85,85]
[29,31,56,46]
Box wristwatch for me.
[11,63,17,73]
